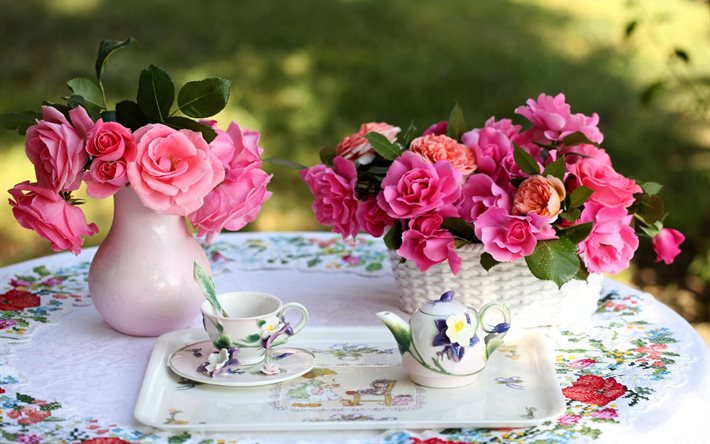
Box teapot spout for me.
[376,311,411,355]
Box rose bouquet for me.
[2,38,272,253]
[300,94,684,287]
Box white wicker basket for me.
[390,243,602,328]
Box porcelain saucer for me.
[168,340,315,387]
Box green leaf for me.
[383,221,403,250]
[137,64,175,122]
[95,36,135,82]
[364,132,401,160]
[562,132,597,147]
[16,393,35,404]
[672,48,690,64]
[244,333,261,343]
[641,181,663,196]
[635,194,664,225]
[101,110,116,122]
[640,80,665,106]
[542,157,566,180]
[66,77,105,110]
[256,319,266,328]
[193,262,227,317]
[165,116,218,143]
[441,217,475,241]
[115,100,148,130]
[400,120,418,147]
[524,238,581,288]
[446,103,466,140]
[0,111,40,135]
[264,157,308,170]
[66,95,102,120]
[513,144,540,176]
[624,20,638,40]
[559,222,593,244]
[177,77,232,118]
[480,252,500,271]
[569,186,594,208]
[319,146,336,165]
[575,265,590,282]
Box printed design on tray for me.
[497,345,521,360]
[307,343,397,366]
[304,413,398,422]
[272,367,423,414]
[164,408,190,425]
[520,406,537,419]
[204,235,390,276]
[495,376,524,389]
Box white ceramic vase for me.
[88,186,211,337]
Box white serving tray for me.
[135,327,564,431]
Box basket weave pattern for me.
[390,243,603,328]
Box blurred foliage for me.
[0,0,708,327]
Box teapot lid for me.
[419,291,468,316]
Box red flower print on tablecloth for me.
[568,358,597,368]
[0,289,40,311]
[6,406,51,425]
[81,438,135,444]
[558,414,581,425]
[635,343,668,364]
[562,374,627,406]
[592,407,619,419]
[411,438,467,444]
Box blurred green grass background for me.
[1,0,708,336]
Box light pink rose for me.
[515,93,603,144]
[202,120,262,176]
[336,122,401,165]
[127,124,225,215]
[8,181,98,255]
[558,414,581,425]
[568,158,641,208]
[652,228,685,265]
[356,197,394,237]
[84,158,129,198]
[409,134,477,176]
[397,213,462,274]
[422,121,448,136]
[377,151,461,220]
[484,117,522,140]
[300,156,360,239]
[565,111,604,144]
[461,127,513,186]
[512,175,566,220]
[25,106,94,193]
[474,207,556,262]
[190,166,272,243]
[561,143,612,168]
[85,121,135,161]
[578,203,639,274]
[457,174,511,223]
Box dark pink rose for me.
[457,174,511,223]
[474,207,556,262]
[126,124,225,215]
[25,106,94,193]
[377,151,461,220]
[336,122,400,165]
[422,121,448,136]
[8,181,98,255]
[652,228,684,265]
[356,197,394,237]
[484,117,522,140]
[568,158,641,208]
[300,156,360,239]
[202,120,262,176]
[85,121,135,161]
[85,158,129,198]
[577,203,639,274]
[190,166,272,243]
[515,93,603,144]
[461,127,514,185]
[397,213,462,274]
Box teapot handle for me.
[477,302,511,358]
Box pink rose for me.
[202,120,262,175]
[377,151,461,219]
[558,414,581,425]
[300,156,360,239]
[356,197,394,237]
[84,158,129,198]
[515,93,603,144]
[561,143,612,168]
[484,117,522,139]
[336,122,401,165]
[422,121,448,136]
[652,228,685,265]
[591,408,618,419]
[85,121,135,161]
[565,111,604,144]
[127,124,225,215]
[577,203,639,274]
[568,358,597,368]
[512,175,566,220]
[8,181,98,255]
[25,105,94,192]
[568,158,641,208]
[397,213,462,274]
[409,134,477,176]
[457,174,511,223]
[474,207,556,262]
[461,127,513,186]
[190,166,272,243]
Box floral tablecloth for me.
[1,232,708,444]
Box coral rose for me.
[577,202,638,274]
[8,181,98,255]
[568,157,641,208]
[25,105,94,193]
[512,175,566,220]
[377,151,461,220]
[474,207,556,262]
[458,174,511,223]
[397,213,462,274]
[336,122,400,165]
[300,156,360,239]
[127,124,224,215]
[356,197,394,237]
[409,134,476,176]
[652,228,685,265]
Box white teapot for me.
[377,290,510,388]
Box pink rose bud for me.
[409,134,477,176]
[512,175,566,221]
[335,122,400,165]
[652,228,684,265]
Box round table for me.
[1,232,708,443]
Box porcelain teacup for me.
[201,292,309,366]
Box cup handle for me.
[477,302,511,358]
[279,302,309,335]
